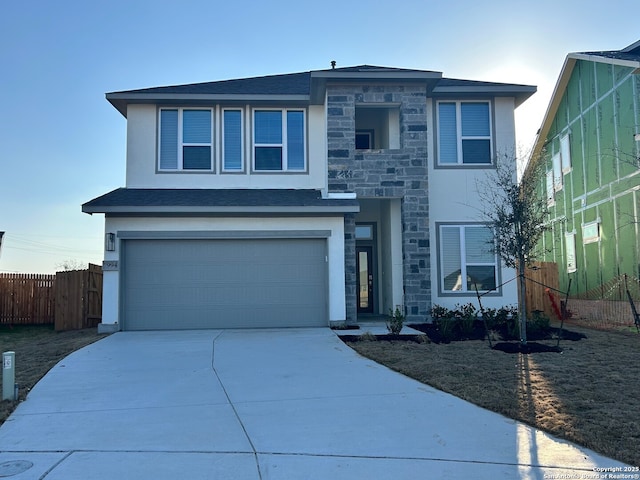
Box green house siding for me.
[539,58,640,296]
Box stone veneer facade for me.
[326,84,430,323]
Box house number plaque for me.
[102,260,119,271]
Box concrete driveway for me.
[0,329,627,479]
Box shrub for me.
[360,331,377,342]
[435,317,457,343]
[455,303,477,338]
[491,305,518,339]
[430,304,449,320]
[387,307,405,335]
[480,307,497,329]
[431,304,458,342]
[528,310,551,334]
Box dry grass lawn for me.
[0,325,108,425]
[345,324,640,467]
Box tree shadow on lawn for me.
[341,324,639,465]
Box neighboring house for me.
[83,65,535,331]
[530,40,640,297]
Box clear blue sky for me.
[0,0,637,273]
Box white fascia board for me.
[570,53,640,70]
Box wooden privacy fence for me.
[54,264,103,331]
[0,264,102,331]
[524,262,560,319]
[0,273,56,324]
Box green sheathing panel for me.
[579,60,596,111]
[581,206,599,292]
[542,228,555,263]
[598,97,616,185]
[566,70,582,126]
[555,93,569,133]
[614,65,633,85]
[570,126,585,194]
[615,192,638,278]
[583,106,600,191]
[572,222,585,293]
[616,78,637,178]
[599,201,617,283]
[596,62,613,98]
[536,59,640,297]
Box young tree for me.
[477,152,549,344]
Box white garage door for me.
[122,238,327,330]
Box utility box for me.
[3,351,16,401]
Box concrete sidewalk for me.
[0,329,628,479]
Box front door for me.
[356,246,374,313]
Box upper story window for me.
[222,109,243,171]
[546,170,555,206]
[253,109,305,171]
[437,101,492,166]
[560,134,571,173]
[551,152,562,191]
[582,221,600,244]
[159,108,213,171]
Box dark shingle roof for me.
[106,64,536,116]
[82,188,359,215]
[115,72,313,96]
[435,78,535,89]
[578,39,640,63]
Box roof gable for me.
[530,39,640,165]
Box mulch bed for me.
[408,322,586,344]
[339,322,586,354]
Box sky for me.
[0,0,637,273]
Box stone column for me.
[343,213,357,324]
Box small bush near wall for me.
[427,303,529,342]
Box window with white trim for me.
[437,101,492,165]
[439,224,498,293]
[546,170,555,205]
[552,152,562,191]
[582,221,600,244]
[560,134,571,173]
[253,109,305,171]
[565,232,577,273]
[222,109,243,171]
[159,108,213,171]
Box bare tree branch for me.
[475,151,550,344]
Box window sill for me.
[435,163,495,169]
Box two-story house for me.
[530,40,640,297]
[83,65,535,331]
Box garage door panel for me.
[123,238,327,330]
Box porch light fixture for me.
[105,233,116,252]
